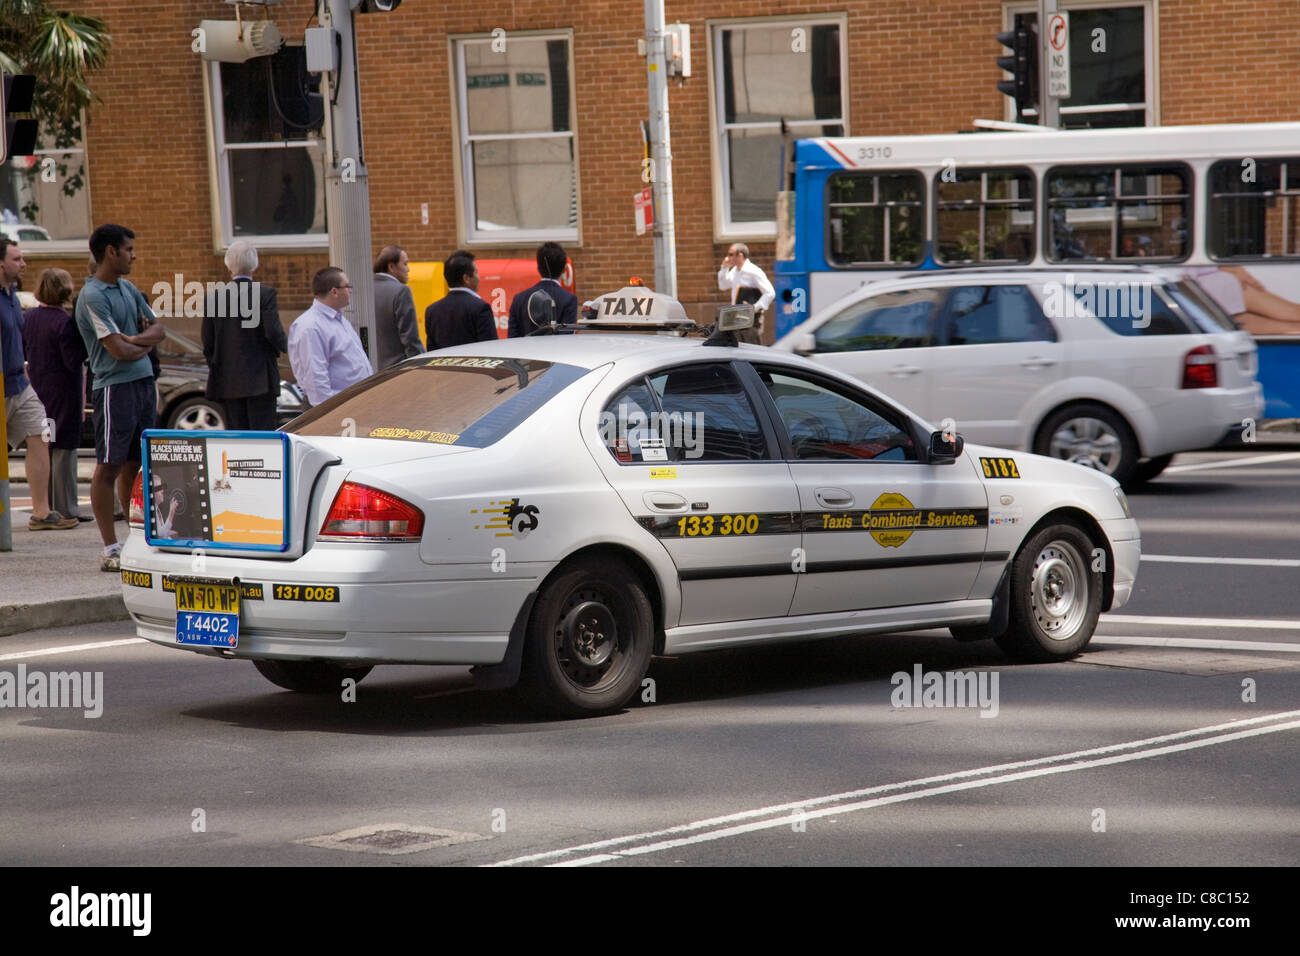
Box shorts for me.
[93,377,157,465]
[4,385,50,450]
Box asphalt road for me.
[1,447,1297,868]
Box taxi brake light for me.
[320,482,424,540]
[129,471,145,529]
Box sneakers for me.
[29,510,79,531]
[101,544,123,572]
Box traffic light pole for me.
[1038,0,1060,128]
[321,0,378,370]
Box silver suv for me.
[774,267,1263,485]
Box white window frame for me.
[707,14,849,242]
[201,49,328,252]
[1003,0,1159,127]
[4,121,93,257]
[448,29,580,247]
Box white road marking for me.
[0,639,145,662]
[1101,614,1300,630]
[1141,554,1300,568]
[488,711,1300,867]
[1090,635,1300,653]
[1164,452,1300,474]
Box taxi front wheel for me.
[994,522,1102,663]
[521,557,654,717]
[253,659,373,694]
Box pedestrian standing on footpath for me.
[508,242,577,337]
[287,267,372,407]
[716,242,775,344]
[424,250,497,349]
[22,267,89,522]
[201,239,287,430]
[2,238,77,529]
[74,224,166,569]
[372,245,423,368]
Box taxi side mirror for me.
[793,332,816,355]
[929,429,964,463]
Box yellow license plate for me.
[174,582,240,647]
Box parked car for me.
[773,267,1263,486]
[80,328,304,445]
[0,222,54,244]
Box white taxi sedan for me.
[121,290,1140,716]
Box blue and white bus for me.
[772,123,1300,418]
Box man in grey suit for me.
[372,245,423,368]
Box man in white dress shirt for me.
[717,243,774,343]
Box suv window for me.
[939,285,1056,345]
[813,288,944,352]
[758,368,916,461]
[1079,285,1189,336]
[648,363,768,462]
[290,356,589,447]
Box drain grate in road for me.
[298,823,487,856]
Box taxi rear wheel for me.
[995,521,1102,663]
[521,557,653,717]
[253,659,373,694]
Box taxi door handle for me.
[815,487,854,508]
[888,365,921,376]
[644,492,688,512]
[1019,357,1057,369]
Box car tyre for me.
[520,557,654,717]
[253,659,373,693]
[168,396,227,431]
[1129,454,1173,486]
[1034,403,1139,487]
[994,521,1102,663]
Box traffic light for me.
[996,25,1038,118]
[2,74,38,163]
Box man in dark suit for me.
[424,250,497,349]
[372,244,423,368]
[201,239,288,430]
[508,242,577,337]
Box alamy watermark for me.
[890,664,999,718]
[0,665,103,718]
[149,274,261,328]
[1041,273,1152,329]
[50,886,150,936]
[598,403,704,460]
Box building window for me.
[1046,164,1190,261]
[935,169,1035,264]
[826,172,924,267]
[0,125,91,252]
[711,16,847,237]
[452,32,578,244]
[204,45,327,247]
[1209,159,1300,260]
[1005,2,1153,128]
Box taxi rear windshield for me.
[287,356,589,447]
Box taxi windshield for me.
[287,356,590,447]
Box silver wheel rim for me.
[1030,539,1089,641]
[1048,416,1122,474]
[174,403,225,430]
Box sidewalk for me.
[1,455,129,636]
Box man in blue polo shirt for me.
[74,224,165,570]
[2,237,77,530]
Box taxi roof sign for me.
[578,286,695,329]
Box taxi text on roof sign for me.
[579,286,694,328]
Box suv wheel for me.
[1035,403,1139,486]
[168,396,227,431]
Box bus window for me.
[935,168,1034,264]
[1046,164,1190,262]
[1208,159,1300,260]
[826,172,924,267]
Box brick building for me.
[6,0,1297,340]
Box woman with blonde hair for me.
[21,267,90,521]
